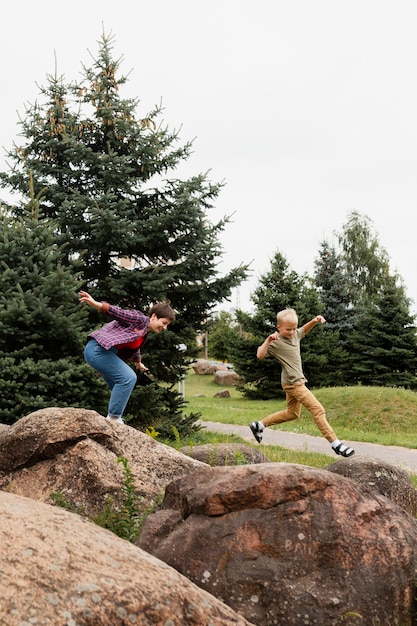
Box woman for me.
[79,290,175,423]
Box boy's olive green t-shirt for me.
[266,327,306,385]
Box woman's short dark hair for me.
[148,301,176,322]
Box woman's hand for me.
[134,361,149,371]
[79,291,103,311]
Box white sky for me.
[3,0,417,314]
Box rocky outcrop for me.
[327,454,417,516]
[180,443,270,466]
[0,490,254,626]
[0,407,206,514]
[2,408,417,625]
[138,463,417,626]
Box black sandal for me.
[249,421,263,444]
[333,443,355,457]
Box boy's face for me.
[277,320,297,339]
[148,314,172,333]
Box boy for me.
[79,290,175,424]
[249,308,354,457]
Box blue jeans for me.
[84,339,137,419]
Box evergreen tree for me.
[0,32,248,433]
[0,32,246,325]
[314,240,352,337]
[248,251,305,335]
[313,240,352,385]
[125,381,201,440]
[332,211,417,386]
[345,274,417,388]
[0,206,106,423]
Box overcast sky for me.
[3,1,417,315]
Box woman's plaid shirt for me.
[88,302,149,361]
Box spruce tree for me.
[345,275,417,388]
[0,32,246,325]
[313,240,352,385]
[333,211,417,386]
[0,32,248,434]
[314,240,352,337]
[0,206,106,423]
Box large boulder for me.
[0,407,206,514]
[138,463,417,626]
[0,490,254,626]
[326,454,417,516]
[214,369,241,386]
[191,359,215,375]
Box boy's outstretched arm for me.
[303,315,326,335]
[257,331,279,360]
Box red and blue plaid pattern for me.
[88,304,149,361]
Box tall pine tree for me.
[314,240,352,336]
[332,211,417,387]
[0,204,106,423]
[345,274,417,388]
[0,32,248,432]
[313,240,352,385]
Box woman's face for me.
[148,314,171,333]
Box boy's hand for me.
[257,331,279,359]
[315,315,326,324]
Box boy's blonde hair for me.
[277,308,298,325]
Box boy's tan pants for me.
[262,383,337,443]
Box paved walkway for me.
[199,420,417,474]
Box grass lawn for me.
[161,369,417,483]
[182,368,417,449]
